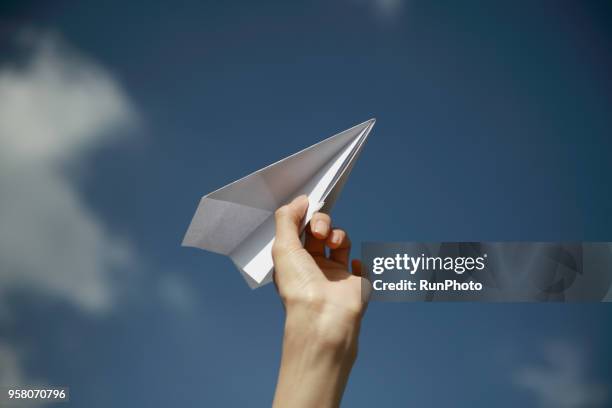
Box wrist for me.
[273,306,360,408]
[284,301,361,361]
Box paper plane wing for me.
[182,118,375,288]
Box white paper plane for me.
[182,119,375,288]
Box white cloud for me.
[0,342,45,407]
[0,31,138,312]
[0,342,25,387]
[0,32,136,165]
[514,342,609,408]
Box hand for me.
[271,195,369,408]
[273,195,368,338]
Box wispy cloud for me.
[0,31,138,312]
[514,342,609,408]
[0,342,26,386]
[0,29,200,393]
[0,342,44,407]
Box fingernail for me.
[314,220,327,235]
[332,232,341,244]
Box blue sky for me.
[0,1,611,406]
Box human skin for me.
[271,195,369,408]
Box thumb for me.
[273,195,309,254]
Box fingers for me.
[328,229,350,266]
[305,211,354,267]
[304,228,326,256]
[273,195,309,255]
[305,211,331,256]
[310,212,331,239]
[326,228,346,249]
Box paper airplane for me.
[182,119,375,288]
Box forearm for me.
[270,197,367,407]
[272,305,361,408]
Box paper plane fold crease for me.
[182,119,375,288]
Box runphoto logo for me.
[371,253,487,275]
